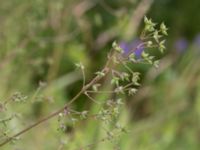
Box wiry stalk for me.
[0,52,113,147]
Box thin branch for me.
[84,92,101,104]
[123,82,135,89]
[0,51,113,147]
[81,67,86,89]
[0,116,13,124]
[86,90,116,94]
[121,61,134,74]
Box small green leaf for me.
[159,40,166,53]
[95,71,105,77]
[128,88,138,95]
[111,77,120,86]
[144,16,156,32]
[115,86,125,94]
[132,72,140,85]
[129,53,136,62]
[116,98,124,105]
[147,41,153,47]
[112,41,123,53]
[75,62,84,70]
[112,41,117,48]
[92,84,101,92]
[160,22,168,35]
[80,111,88,119]
[153,30,161,43]
[141,51,149,58]
[121,72,130,81]
[153,60,160,68]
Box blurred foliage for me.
[0,0,200,150]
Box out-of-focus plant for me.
[0,17,167,149]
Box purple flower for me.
[175,38,188,53]
[119,38,144,59]
[194,34,200,48]
[119,42,130,54]
[134,47,144,58]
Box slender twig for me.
[0,52,113,147]
[121,61,134,74]
[86,90,116,94]
[30,86,42,103]
[0,117,13,124]
[81,67,86,89]
[84,92,101,104]
[123,83,135,89]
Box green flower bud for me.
[160,22,168,35]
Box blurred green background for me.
[0,0,200,149]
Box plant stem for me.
[0,53,112,147]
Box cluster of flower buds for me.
[62,16,168,148]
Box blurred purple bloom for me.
[194,34,200,48]
[175,38,188,53]
[119,39,144,58]
[119,42,130,54]
[134,47,144,58]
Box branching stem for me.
[0,52,113,147]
